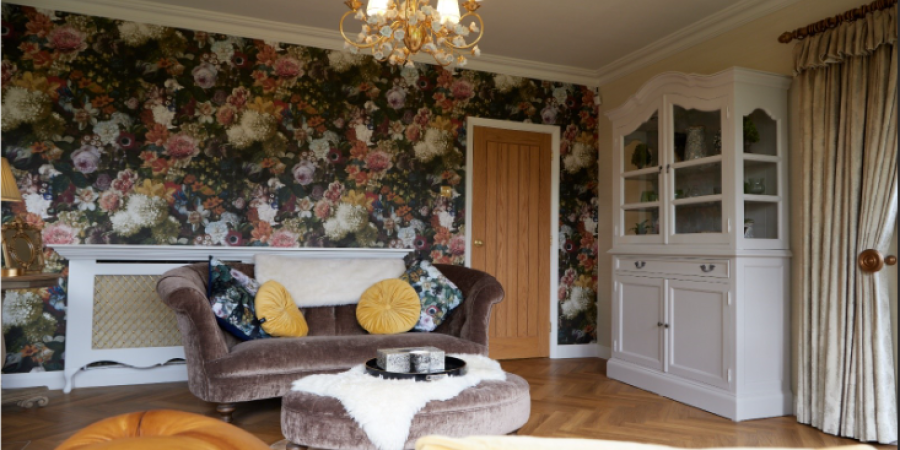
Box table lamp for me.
[1,157,24,277]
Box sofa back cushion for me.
[254,256,407,308]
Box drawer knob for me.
[634,261,646,269]
[700,264,715,273]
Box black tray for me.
[364,356,467,382]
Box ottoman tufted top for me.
[281,374,531,450]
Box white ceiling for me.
[15,0,799,85]
[134,0,745,70]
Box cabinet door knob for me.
[700,264,715,273]
[634,261,646,269]
[657,322,669,329]
[474,239,484,247]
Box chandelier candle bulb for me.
[437,0,461,24]
[366,0,390,17]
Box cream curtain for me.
[794,6,897,444]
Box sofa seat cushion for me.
[206,333,487,379]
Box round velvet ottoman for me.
[55,409,271,450]
[281,374,531,450]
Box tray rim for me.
[364,356,468,381]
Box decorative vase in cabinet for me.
[685,125,706,160]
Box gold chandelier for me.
[340,0,484,67]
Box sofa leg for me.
[216,402,236,423]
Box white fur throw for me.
[254,256,406,308]
[291,354,507,450]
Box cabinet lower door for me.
[666,280,732,389]
[614,276,665,371]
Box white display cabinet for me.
[604,68,792,421]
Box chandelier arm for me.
[423,48,451,67]
[443,12,484,50]
[340,10,379,49]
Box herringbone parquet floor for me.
[2,358,893,450]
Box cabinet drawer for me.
[616,257,730,279]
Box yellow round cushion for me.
[255,280,308,337]
[356,279,421,334]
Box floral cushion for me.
[400,260,464,332]
[207,257,270,341]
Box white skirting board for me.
[551,343,611,359]
[2,363,188,391]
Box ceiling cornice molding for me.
[8,0,600,87]
[461,54,600,87]
[594,0,802,87]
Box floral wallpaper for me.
[0,4,599,373]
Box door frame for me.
[466,117,587,359]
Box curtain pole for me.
[778,0,897,43]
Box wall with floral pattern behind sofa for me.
[0,4,600,374]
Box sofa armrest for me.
[157,264,229,364]
[432,264,505,348]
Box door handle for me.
[474,239,484,247]
[700,264,715,273]
[858,249,897,272]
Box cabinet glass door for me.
[741,109,781,247]
[621,112,662,240]
[668,102,728,244]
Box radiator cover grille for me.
[92,275,183,349]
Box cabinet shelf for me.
[671,195,722,206]
[623,202,660,210]
[742,154,780,164]
[622,166,659,180]
[671,154,723,170]
[622,168,660,180]
[742,194,779,203]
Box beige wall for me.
[596,0,897,364]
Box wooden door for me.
[471,126,551,359]
[613,275,665,371]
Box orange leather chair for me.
[55,410,271,450]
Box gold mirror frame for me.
[2,218,45,276]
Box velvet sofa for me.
[156,262,505,422]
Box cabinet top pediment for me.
[605,67,791,122]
